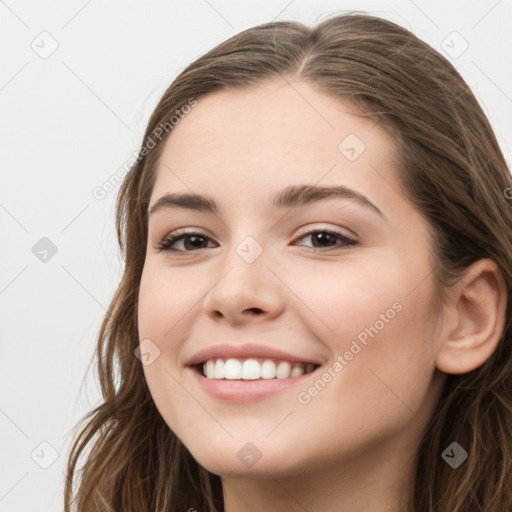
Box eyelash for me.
[157,228,357,253]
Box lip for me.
[186,365,320,402]
[185,343,322,367]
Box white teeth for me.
[241,359,261,380]
[206,360,215,379]
[261,360,276,379]
[214,359,225,379]
[201,358,317,380]
[290,365,305,377]
[225,358,242,379]
[275,361,291,379]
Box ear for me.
[436,258,507,375]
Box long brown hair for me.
[64,12,512,511]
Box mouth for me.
[184,343,324,402]
[187,357,322,402]
[195,357,320,380]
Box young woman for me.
[64,12,512,512]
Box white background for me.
[1,0,511,510]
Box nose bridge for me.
[234,233,266,266]
[202,229,285,320]
[217,232,269,292]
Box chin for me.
[181,435,312,479]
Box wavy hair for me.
[64,12,512,511]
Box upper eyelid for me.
[295,224,356,238]
[161,224,354,242]
[162,221,356,237]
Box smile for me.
[188,358,321,403]
[201,357,319,380]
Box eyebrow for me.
[148,184,386,220]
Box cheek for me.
[281,264,439,470]
[137,260,203,340]
[289,254,438,411]
[137,262,212,433]
[280,255,413,351]
[137,271,196,446]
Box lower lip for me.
[187,366,317,402]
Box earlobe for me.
[436,258,507,375]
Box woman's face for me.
[138,79,446,479]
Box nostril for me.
[247,307,263,314]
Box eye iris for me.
[185,235,207,250]
[312,232,336,247]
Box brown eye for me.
[158,232,216,252]
[294,230,356,251]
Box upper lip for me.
[185,343,322,367]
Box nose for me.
[202,240,285,325]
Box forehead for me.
[151,78,399,211]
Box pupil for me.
[187,235,206,249]
[314,232,333,247]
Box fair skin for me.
[137,78,506,512]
